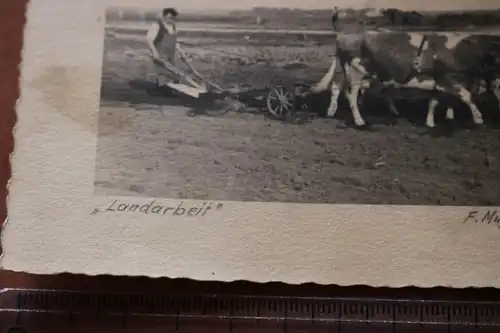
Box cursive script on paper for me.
[91,200,224,217]
[463,209,500,227]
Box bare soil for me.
[94,31,500,206]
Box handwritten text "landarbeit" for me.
[91,200,223,217]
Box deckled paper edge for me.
[0,0,498,288]
[1,1,30,269]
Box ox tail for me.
[311,57,337,93]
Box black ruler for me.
[1,288,500,332]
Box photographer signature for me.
[463,209,500,227]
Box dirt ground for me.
[94,31,500,206]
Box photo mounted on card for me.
[3,0,500,286]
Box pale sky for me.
[108,0,500,11]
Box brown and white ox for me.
[312,9,500,128]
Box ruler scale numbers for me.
[1,289,500,333]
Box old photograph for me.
[5,0,500,286]
[94,4,500,206]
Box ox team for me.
[313,8,500,128]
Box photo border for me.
[2,0,500,288]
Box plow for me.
[152,43,317,119]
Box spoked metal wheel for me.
[266,85,296,119]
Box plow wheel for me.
[266,85,296,119]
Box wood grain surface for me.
[0,0,499,302]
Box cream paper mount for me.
[2,0,500,286]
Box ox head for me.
[424,34,449,49]
[331,7,387,33]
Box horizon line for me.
[106,6,500,13]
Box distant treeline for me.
[104,7,334,29]
[105,7,500,29]
[105,7,263,24]
[382,8,500,28]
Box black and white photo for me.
[6,0,500,286]
[95,4,500,206]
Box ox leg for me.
[454,84,484,125]
[445,107,454,121]
[343,59,367,127]
[311,57,337,93]
[327,81,342,118]
[426,98,439,128]
[386,98,400,116]
[492,78,500,110]
[345,84,366,127]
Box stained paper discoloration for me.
[3,0,500,287]
[29,66,98,133]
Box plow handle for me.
[177,51,225,93]
[152,56,205,91]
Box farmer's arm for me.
[176,43,188,61]
[146,23,161,59]
[174,43,220,92]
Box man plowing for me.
[146,7,212,97]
